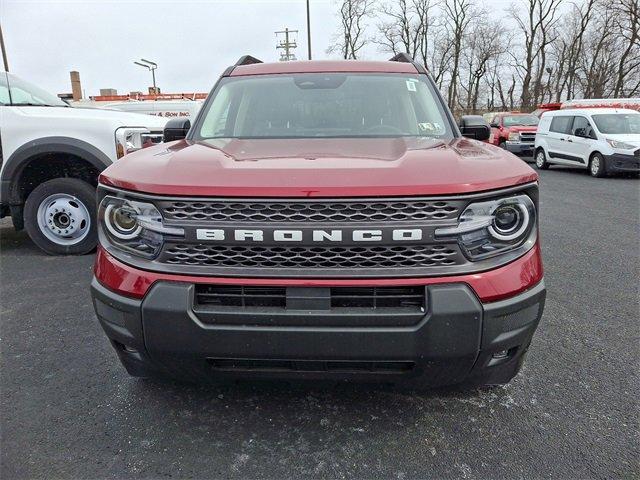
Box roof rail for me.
[389,52,414,63]
[235,55,263,66]
[222,55,264,77]
[388,52,427,74]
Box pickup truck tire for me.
[24,178,97,255]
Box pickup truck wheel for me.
[589,153,606,178]
[535,149,549,169]
[499,141,507,149]
[24,178,97,255]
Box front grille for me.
[162,243,461,269]
[159,199,462,223]
[194,285,425,310]
[520,132,536,143]
[139,194,483,277]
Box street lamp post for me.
[134,58,158,93]
[306,0,312,60]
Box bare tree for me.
[442,0,474,109]
[612,0,640,96]
[460,14,509,113]
[560,0,597,100]
[375,0,437,65]
[330,0,638,111]
[429,26,454,89]
[327,0,375,59]
[510,0,563,108]
[581,2,619,97]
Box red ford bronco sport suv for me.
[91,55,546,388]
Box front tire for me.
[589,152,606,177]
[24,178,97,255]
[535,149,549,170]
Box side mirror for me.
[574,127,586,138]
[163,118,191,142]
[459,115,491,141]
[490,122,500,129]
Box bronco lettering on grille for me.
[195,228,424,243]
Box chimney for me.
[70,71,82,101]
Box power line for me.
[275,28,298,62]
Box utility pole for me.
[306,0,312,60]
[275,28,298,62]
[134,58,158,93]
[0,23,9,71]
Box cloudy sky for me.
[2,0,514,97]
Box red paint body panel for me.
[94,244,544,303]
[96,63,543,304]
[100,138,538,197]
[231,60,418,76]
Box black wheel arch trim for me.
[0,136,113,205]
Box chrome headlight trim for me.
[99,195,184,259]
[435,194,537,261]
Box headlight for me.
[606,138,635,150]
[99,196,183,258]
[435,194,536,261]
[508,132,520,142]
[115,127,163,158]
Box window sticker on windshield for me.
[419,122,444,135]
[406,80,417,92]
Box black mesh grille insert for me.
[519,132,536,142]
[194,285,425,311]
[163,244,461,269]
[330,286,425,309]
[159,199,462,223]
[195,285,286,308]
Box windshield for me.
[592,113,640,134]
[503,115,539,127]
[6,73,68,107]
[195,73,453,140]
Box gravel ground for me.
[1,166,639,479]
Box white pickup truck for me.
[0,72,168,255]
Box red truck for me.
[489,113,540,157]
[91,55,546,389]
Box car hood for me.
[604,133,640,147]
[100,137,538,197]
[17,105,168,130]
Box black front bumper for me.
[504,142,535,156]
[91,279,546,388]
[605,153,640,173]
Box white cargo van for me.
[534,108,640,177]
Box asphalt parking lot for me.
[1,166,639,479]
